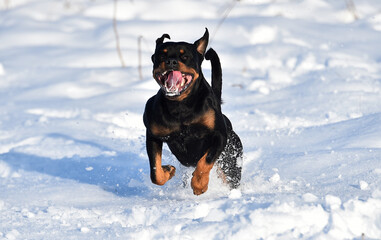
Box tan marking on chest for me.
[187,109,215,130]
[200,109,215,130]
[150,123,173,137]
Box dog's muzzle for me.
[155,70,193,97]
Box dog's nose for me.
[166,59,178,69]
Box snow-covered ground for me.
[1,0,381,239]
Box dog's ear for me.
[194,28,209,55]
[156,33,170,46]
[153,34,170,63]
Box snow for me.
[1,0,381,239]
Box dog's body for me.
[143,29,242,195]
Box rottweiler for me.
[143,28,243,195]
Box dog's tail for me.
[205,48,222,104]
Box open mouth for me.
[155,70,193,97]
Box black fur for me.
[143,28,242,194]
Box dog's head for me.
[151,28,209,99]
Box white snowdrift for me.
[1,0,381,239]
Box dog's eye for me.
[160,55,166,62]
[181,55,188,61]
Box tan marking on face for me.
[179,49,184,54]
[153,62,166,77]
[191,151,214,195]
[178,61,199,83]
[163,49,168,53]
[153,62,167,86]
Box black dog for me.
[143,28,242,195]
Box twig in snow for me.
[210,0,240,45]
[4,0,10,9]
[345,0,359,20]
[113,0,126,68]
[138,36,143,80]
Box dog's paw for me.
[162,165,176,180]
[153,165,176,186]
[191,173,209,195]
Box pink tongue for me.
[165,71,182,92]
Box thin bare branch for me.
[345,0,359,20]
[4,0,10,9]
[113,0,126,68]
[210,0,239,45]
[138,36,143,80]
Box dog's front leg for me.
[191,133,225,195]
[146,131,176,185]
[191,151,214,195]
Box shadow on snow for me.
[0,149,150,197]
